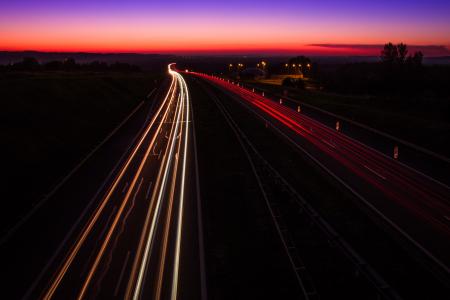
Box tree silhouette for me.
[381,43,398,64]
[410,51,423,67]
[397,43,408,64]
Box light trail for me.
[126,65,191,300]
[76,66,179,299]
[38,64,192,300]
[129,76,184,300]
[190,71,450,275]
[170,70,190,300]
[43,72,177,300]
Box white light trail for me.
[130,64,190,300]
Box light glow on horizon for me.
[1,0,449,56]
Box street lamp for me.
[261,61,266,70]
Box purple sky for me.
[1,0,449,55]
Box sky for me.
[1,0,449,56]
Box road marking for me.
[321,139,336,149]
[146,88,156,99]
[152,142,159,155]
[145,181,153,199]
[114,250,131,297]
[79,205,117,278]
[363,165,387,180]
[121,182,129,193]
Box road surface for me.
[188,71,450,281]
[2,65,204,299]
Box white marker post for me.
[394,145,399,160]
[336,121,340,131]
[297,105,301,112]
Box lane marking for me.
[363,165,387,180]
[145,181,153,199]
[114,250,131,297]
[152,142,159,155]
[121,182,129,193]
[79,205,118,278]
[321,139,336,149]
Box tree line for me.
[315,43,450,96]
[0,57,141,72]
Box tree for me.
[397,43,408,64]
[381,42,398,64]
[62,58,79,71]
[282,77,305,89]
[411,51,423,67]
[45,60,63,71]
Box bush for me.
[282,77,306,89]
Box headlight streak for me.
[43,71,177,300]
[127,65,190,300]
[130,79,183,300]
[170,71,189,300]
[76,67,179,300]
[42,64,191,300]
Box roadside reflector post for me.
[297,105,301,112]
[280,98,283,104]
[262,91,265,97]
[252,88,255,92]
[336,121,340,131]
[394,145,399,160]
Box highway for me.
[187,72,450,281]
[10,64,204,299]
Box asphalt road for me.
[188,72,450,282]
[1,65,204,299]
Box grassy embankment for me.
[1,71,160,221]
[242,78,450,157]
